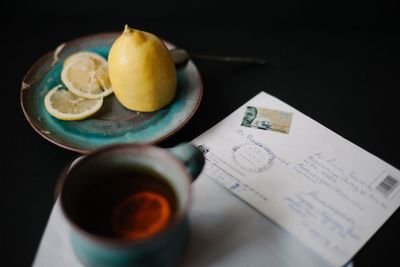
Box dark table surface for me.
[2,14,399,267]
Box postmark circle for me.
[232,141,275,173]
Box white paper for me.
[191,91,400,266]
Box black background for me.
[1,0,400,266]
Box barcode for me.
[376,175,399,197]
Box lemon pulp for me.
[61,52,113,99]
[44,85,103,121]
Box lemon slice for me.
[44,85,103,121]
[63,51,106,67]
[111,191,171,240]
[61,52,113,99]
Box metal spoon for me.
[170,48,267,68]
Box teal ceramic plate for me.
[21,33,203,154]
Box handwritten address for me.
[285,191,360,258]
[293,152,389,211]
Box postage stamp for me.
[241,106,293,134]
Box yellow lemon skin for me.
[108,26,177,112]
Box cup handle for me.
[168,143,205,181]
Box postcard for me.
[192,91,400,266]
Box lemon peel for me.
[108,25,176,112]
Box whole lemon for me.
[108,25,177,112]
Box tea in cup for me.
[58,143,204,267]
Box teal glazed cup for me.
[59,143,204,267]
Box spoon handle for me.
[170,48,266,67]
[190,53,267,65]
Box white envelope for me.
[191,91,400,266]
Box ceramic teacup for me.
[58,143,204,267]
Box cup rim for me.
[59,143,192,247]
